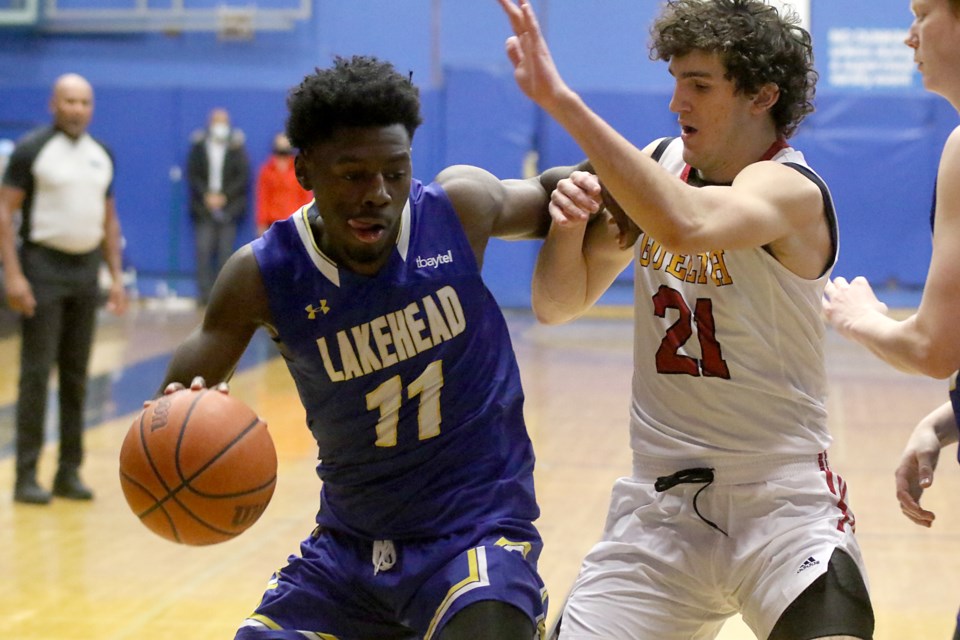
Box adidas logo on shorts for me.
[796,556,820,574]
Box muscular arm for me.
[824,127,960,378]
[158,245,269,395]
[436,163,573,264]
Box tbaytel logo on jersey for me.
[415,249,453,269]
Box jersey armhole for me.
[651,137,676,163]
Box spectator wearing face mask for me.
[254,132,312,237]
[185,107,250,305]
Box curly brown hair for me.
[650,0,816,138]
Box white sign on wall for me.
[826,27,914,88]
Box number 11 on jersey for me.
[366,360,444,447]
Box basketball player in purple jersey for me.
[153,55,584,639]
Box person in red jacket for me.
[255,132,312,236]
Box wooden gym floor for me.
[0,296,957,639]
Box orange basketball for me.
[119,388,277,546]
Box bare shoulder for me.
[434,163,550,243]
[435,164,501,210]
[433,164,504,237]
[735,160,824,219]
[939,125,960,173]
[934,126,960,225]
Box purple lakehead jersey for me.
[251,179,539,539]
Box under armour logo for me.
[305,300,330,319]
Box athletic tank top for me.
[630,138,840,470]
[251,179,539,539]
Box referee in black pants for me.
[0,73,128,504]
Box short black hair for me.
[286,55,423,151]
[650,0,816,139]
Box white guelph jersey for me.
[629,137,839,469]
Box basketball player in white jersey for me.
[498,0,874,638]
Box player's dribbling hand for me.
[145,377,230,408]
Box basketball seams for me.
[135,398,181,509]
[119,389,278,545]
[176,414,273,498]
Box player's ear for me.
[294,153,311,190]
[752,82,780,114]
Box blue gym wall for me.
[0,1,948,307]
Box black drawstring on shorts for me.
[654,467,728,536]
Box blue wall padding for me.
[0,0,950,305]
[439,68,539,308]
[0,74,949,304]
[793,93,940,285]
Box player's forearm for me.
[532,216,627,324]
[922,401,960,448]
[160,328,240,396]
[532,222,592,324]
[848,312,956,378]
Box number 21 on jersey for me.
[653,285,730,379]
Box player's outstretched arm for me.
[158,245,268,395]
[497,0,824,265]
[895,401,960,527]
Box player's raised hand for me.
[496,0,572,111]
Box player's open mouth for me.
[348,218,387,243]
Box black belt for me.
[654,467,728,536]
